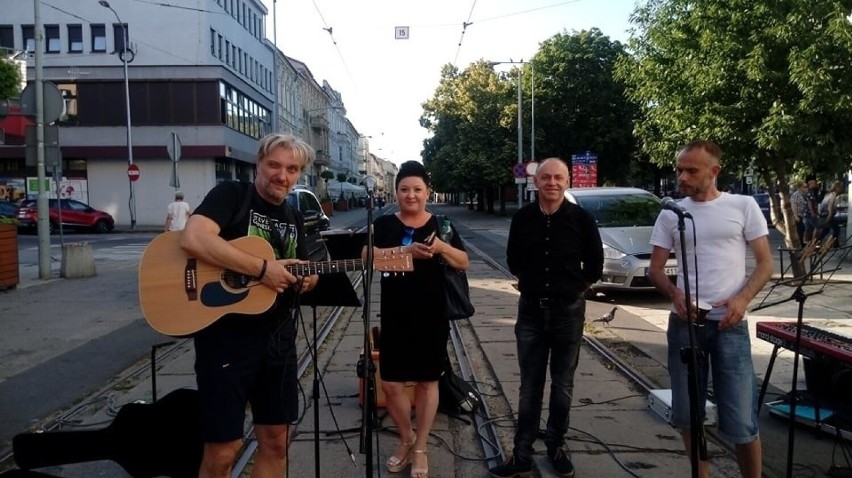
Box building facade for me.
[0,0,391,227]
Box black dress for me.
[373,213,465,382]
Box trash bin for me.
[61,242,96,278]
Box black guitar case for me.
[12,388,202,478]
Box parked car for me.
[16,199,114,234]
[563,187,678,293]
[0,200,17,220]
[286,186,331,262]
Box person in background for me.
[790,180,807,243]
[648,140,772,478]
[803,174,820,243]
[363,160,468,478]
[164,191,191,231]
[817,180,843,244]
[180,133,318,478]
[490,158,603,478]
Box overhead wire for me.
[309,0,358,91]
[452,0,479,65]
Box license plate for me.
[646,267,678,277]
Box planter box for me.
[0,224,19,289]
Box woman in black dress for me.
[365,161,468,478]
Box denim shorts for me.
[666,310,760,444]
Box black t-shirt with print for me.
[193,181,308,326]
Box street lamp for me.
[99,0,135,229]
[488,60,534,210]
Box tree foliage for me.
[531,28,636,185]
[0,54,21,100]
[421,29,638,196]
[618,0,852,245]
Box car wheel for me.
[94,220,111,234]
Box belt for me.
[537,297,558,308]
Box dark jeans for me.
[512,294,586,462]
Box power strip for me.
[828,465,852,477]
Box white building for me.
[0,0,379,227]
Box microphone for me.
[661,197,692,219]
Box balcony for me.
[314,151,331,166]
[310,115,329,130]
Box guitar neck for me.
[286,259,365,276]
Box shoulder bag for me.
[434,215,475,320]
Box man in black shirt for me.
[490,158,603,478]
[180,133,318,478]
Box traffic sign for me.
[127,164,140,182]
[525,161,539,176]
[513,163,526,178]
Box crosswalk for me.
[92,243,149,261]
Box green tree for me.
[421,62,515,212]
[0,53,21,100]
[618,0,852,255]
[532,28,636,186]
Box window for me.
[68,25,83,53]
[112,23,127,52]
[219,80,271,139]
[45,25,59,53]
[224,40,229,64]
[0,25,15,52]
[22,25,34,52]
[91,24,106,52]
[210,28,215,56]
[217,34,223,60]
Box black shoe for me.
[489,455,532,478]
[548,447,575,477]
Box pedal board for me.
[648,389,717,426]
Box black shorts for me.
[193,318,298,442]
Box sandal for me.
[410,449,428,478]
[386,431,416,473]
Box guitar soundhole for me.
[222,271,251,289]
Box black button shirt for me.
[506,200,604,302]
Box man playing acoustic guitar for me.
[180,133,319,477]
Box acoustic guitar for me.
[139,232,412,336]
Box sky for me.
[266,0,638,165]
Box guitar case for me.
[13,388,202,478]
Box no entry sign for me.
[127,163,140,182]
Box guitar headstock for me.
[374,249,414,272]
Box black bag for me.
[438,368,481,415]
[434,215,475,320]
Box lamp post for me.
[488,60,533,210]
[99,0,135,229]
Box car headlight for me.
[602,244,627,260]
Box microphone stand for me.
[359,181,379,478]
[676,212,707,478]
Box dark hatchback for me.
[286,187,331,262]
[0,200,17,219]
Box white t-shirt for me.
[167,200,191,231]
[650,192,769,311]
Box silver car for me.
[563,187,678,292]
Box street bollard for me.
[60,242,97,278]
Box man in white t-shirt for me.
[164,192,191,231]
[648,140,773,478]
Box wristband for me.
[257,259,268,280]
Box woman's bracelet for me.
[257,259,268,280]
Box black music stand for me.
[751,237,848,478]
[300,236,362,478]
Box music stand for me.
[300,235,362,478]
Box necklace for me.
[539,203,559,216]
